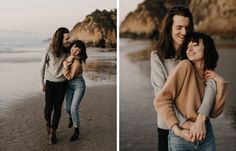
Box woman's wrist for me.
[172,124,181,136]
[197,113,207,122]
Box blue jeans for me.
[168,120,215,151]
[65,77,86,127]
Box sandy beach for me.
[0,47,116,151]
[0,85,116,151]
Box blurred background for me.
[120,0,236,150]
[0,0,117,150]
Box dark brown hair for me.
[50,27,69,57]
[155,6,193,61]
[72,40,88,64]
[179,32,218,70]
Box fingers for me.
[202,132,206,140]
[63,61,72,69]
[181,129,192,142]
[197,131,206,141]
[40,84,45,92]
[70,44,77,54]
[191,133,196,142]
[205,72,214,80]
[188,130,193,140]
[75,49,81,56]
[196,132,202,141]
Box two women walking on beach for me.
[40,27,87,144]
[151,6,227,151]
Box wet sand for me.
[0,47,116,151]
[0,84,116,151]
[120,38,236,151]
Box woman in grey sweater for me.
[40,27,71,144]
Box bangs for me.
[187,32,203,44]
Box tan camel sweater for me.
[63,56,83,80]
[155,60,227,128]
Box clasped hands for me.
[172,114,207,143]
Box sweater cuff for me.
[67,56,75,63]
[198,109,211,118]
[179,118,187,127]
[166,116,179,128]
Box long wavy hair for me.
[155,6,193,61]
[179,32,218,70]
[72,40,88,64]
[50,27,69,57]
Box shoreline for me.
[0,84,116,151]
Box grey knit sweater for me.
[40,48,68,85]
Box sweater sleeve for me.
[150,51,166,96]
[210,82,227,118]
[63,59,82,80]
[198,79,217,117]
[40,50,48,86]
[154,60,192,128]
[151,51,187,125]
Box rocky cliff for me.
[189,0,236,38]
[120,0,236,39]
[70,9,116,48]
[120,0,189,39]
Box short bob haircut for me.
[71,40,88,64]
[178,32,218,70]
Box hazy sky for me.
[0,0,116,37]
[120,0,144,24]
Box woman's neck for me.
[192,60,204,70]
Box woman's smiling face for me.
[186,39,204,62]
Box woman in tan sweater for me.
[154,32,227,151]
[63,40,87,141]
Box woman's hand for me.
[205,70,225,84]
[70,44,81,56]
[172,124,192,142]
[40,84,45,92]
[182,120,194,130]
[190,114,206,142]
[63,60,72,69]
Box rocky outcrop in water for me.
[70,9,116,48]
[120,0,236,39]
[189,0,236,38]
[120,0,189,39]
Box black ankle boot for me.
[45,122,51,135]
[68,117,73,128]
[70,127,80,141]
[50,129,57,144]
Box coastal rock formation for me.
[120,0,236,39]
[70,9,116,48]
[189,0,236,38]
[120,0,189,39]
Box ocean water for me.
[0,37,116,115]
